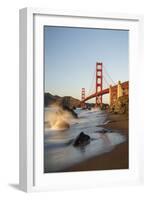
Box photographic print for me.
[44,26,129,173]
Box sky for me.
[44,26,128,103]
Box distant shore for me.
[66,112,129,172]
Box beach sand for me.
[67,113,129,172]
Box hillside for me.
[44,92,81,109]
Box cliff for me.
[44,92,81,109]
[109,95,129,114]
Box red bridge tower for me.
[81,88,86,108]
[95,62,103,107]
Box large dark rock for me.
[73,132,90,147]
[62,105,78,118]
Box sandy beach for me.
[67,113,129,172]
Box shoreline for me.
[66,112,129,172]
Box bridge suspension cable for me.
[85,63,116,101]
[103,65,116,85]
[103,75,110,88]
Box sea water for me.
[44,108,125,172]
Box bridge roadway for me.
[82,81,128,102]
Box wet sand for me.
[67,113,129,172]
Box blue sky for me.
[44,26,128,103]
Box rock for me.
[60,96,81,109]
[95,128,113,134]
[62,105,78,118]
[73,132,90,147]
[44,92,81,108]
[98,129,108,134]
[109,95,128,114]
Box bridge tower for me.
[81,88,86,108]
[95,62,103,107]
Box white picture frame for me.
[19,7,144,192]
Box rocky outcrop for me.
[61,105,78,118]
[44,93,81,109]
[73,132,91,147]
[109,95,129,114]
[59,96,81,109]
[44,93,59,107]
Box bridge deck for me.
[82,81,128,102]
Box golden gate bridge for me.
[81,62,129,108]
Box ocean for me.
[44,107,125,173]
